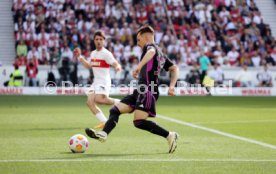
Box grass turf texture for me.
[0,96,275,174]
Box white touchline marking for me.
[157,115,276,150]
[0,159,275,163]
[194,120,276,125]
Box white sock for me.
[95,112,107,123]
[113,99,121,105]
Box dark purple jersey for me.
[120,43,174,117]
[138,43,174,89]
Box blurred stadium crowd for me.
[11,0,275,87]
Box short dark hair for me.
[137,25,154,36]
[93,30,106,40]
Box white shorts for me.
[85,83,110,96]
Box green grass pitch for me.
[0,96,275,174]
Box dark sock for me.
[103,106,121,134]
[133,119,169,138]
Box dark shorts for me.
[120,89,159,117]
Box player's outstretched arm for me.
[73,48,91,69]
[79,56,91,69]
[168,65,179,96]
[112,61,122,72]
[132,48,156,78]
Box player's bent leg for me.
[101,106,121,135]
[85,102,133,142]
[85,106,121,142]
[86,93,107,128]
[133,110,178,153]
[95,94,121,105]
[94,94,114,105]
[116,102,134,114]
[111,98,121,105]
[100,102,133,135]
[133,110,169,138]
[133,109,149,120]
[94,94,120,105]
[86,93,99,114]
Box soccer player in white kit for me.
[74,30,122,129]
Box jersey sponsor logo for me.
[91,59,110,68]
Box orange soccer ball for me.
[68,134,89,153]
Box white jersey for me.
[88,47,116,86]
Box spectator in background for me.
[16,39,27,58]
[16,39,28,65]
[199,51,211,94]
[50,47,61,66]
[252,11,262,25]
[257,64,273,87]
[219,6,230,24]
[239,51,253,66]
[235,64,253,87]
[168,48,178,63]
[270,47,276,63]
[12,0,24,11]
[14,17,23,32]
[61,45,73,62]
[185,63,200,85]
[208,63,224,86]
[14,55,26,66]
[27,47,39,63]
[199,51,211,85]
[39,48,50,65]
[251,51,261,67]
[213,45,224,65]
[6,65,23,87]
[263,51,275,66]
[124,56,139,84]
[26,62,38,86]
[59,45,73,82]
[189,46,201,65]
[35,5,45,26]
[227,46,239,66]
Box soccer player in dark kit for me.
[85,25,179,153]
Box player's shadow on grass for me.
[58,152,167,158]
